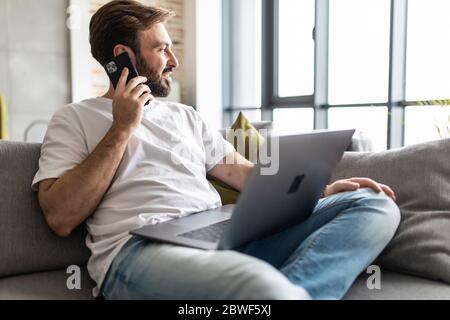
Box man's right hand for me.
[112,67,153,132]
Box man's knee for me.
[351,188,401,243]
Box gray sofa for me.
[1,140,450,300]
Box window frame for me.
[223,0,449,149]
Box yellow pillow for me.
[0,95,9,140]
[208,112,265,205]
[227,112,265,162]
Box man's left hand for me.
[323,177,396,201]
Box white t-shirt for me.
[32,97,235,297]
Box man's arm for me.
[208,152,397,202]
[39,126,133,237]
[38,68,153,237]
[207,151,255,192]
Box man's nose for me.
[168,50,179,69]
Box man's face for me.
[135,23,179,97]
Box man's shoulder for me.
[48,98,107,132]
[155,100,200,122]
[50,103,78,120]
[157,100,196,113]
[52,98,107,118]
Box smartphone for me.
[103,52,150,106]
[103,52,140,89]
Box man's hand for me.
[112,68,153,133]
[323,177,396,201]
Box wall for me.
[0,0,71,142]
[0,0,223,142]
[192,0,223,130]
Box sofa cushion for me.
[344,270,450,300]
[0,141,90,278]
[1,268,447,300]
[0,268,95,300]
[331,138,450,284]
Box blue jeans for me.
[101,188,400,300]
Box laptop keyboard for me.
[179,220,231,243]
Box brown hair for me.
[89,0,175,65]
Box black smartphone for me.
[103,52,150,106]
[103,52,140,89]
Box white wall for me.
[183,0,197,109]
[0,0,224,142]
[0,0,71,142]
[230,0,261,109]
[184,0,223,130]
[69,0,93,103]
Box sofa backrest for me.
[0,141,90,278]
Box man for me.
[33,0,400,300]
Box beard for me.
[135,54,172,98]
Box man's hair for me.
[89,0,175,65]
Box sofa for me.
[1,134,450,300]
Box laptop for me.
[130,129,355,250]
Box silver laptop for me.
[130,129,355,250]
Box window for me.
[404,0,450,145]
[405,0,450,101]
[224,1,450,149]
[277,0,315,97]
[272,108,314,135]
[328,0,391,105]
[405,105,450,145]
[328,107,388,151]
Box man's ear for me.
[112,45,137,65]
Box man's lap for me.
[101,188,395,299]
[236,188,391,267]
[101,236,309,299]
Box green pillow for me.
[208,112,265,205]
[227,112,266,162]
